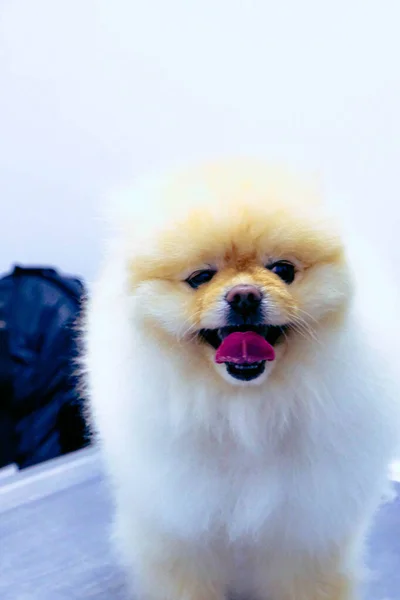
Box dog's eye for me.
[186,269,216,289]
[268,261,296,284]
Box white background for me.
[1,0,399,282]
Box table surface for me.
[1,449,399,600]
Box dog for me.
[84,159,400,600]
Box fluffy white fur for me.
[84,161,400,600]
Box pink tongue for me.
[215,331,275,364]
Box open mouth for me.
[199,324,287,382]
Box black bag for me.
[0,266,90,469]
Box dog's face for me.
[127,162,352,386]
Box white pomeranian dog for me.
[84,160,400,600]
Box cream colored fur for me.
[84,160,400,600]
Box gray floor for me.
[0,449,399,600]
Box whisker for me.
[175,308,205,343]
[287,312,320,344]
[294,307,319,325]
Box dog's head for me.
[123,161,352,386]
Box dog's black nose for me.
[226,285,262,316]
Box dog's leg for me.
[114,517,226,600]
[254,550,359,600]
[133,551,226,600]
[268,572,357,600]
